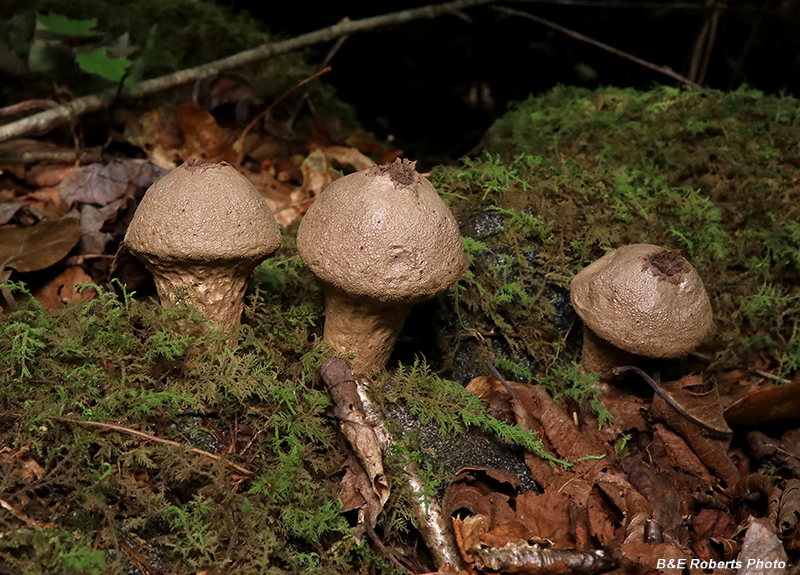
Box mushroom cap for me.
[296,159,465,303]
[570,243,712,358]
[125,160,281,262]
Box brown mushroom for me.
[124,159,281,335]
[297,158,465,374]
[570,244,712,380]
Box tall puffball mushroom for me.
[124,160,281,334]
[570,244,712,381]
[297,158,465,374]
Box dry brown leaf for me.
[442,467,521,530]
[322,146,375,171]
[319,358,389,533]
[515,490,576,549]
[33,266,95,310]
[59,160,167,208]
[241,168,296,226]
[650,375,737,485]
[25,165,74,188]
[736,517,788,575]
[292,149,332,205]
[174,102,239,164]
[338,450,384,539]
[0,217,81,277]
[124,107,184,169]
[18,187,68,220]
[778,479,800,535]
[465,376,516,424]
[20,458,44,484]
[725,382,800,426]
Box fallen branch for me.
[0,0,498,144]
[493,5,699,87]
[0,498,56,530]
[320,358,466,571]
[50,416,255,479]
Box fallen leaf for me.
[319,358,389,535]
[650,375,738,485]
[59,159,167,208]
[241,168,296,226]
[124,107,184,169]
[736,517,788,575]
[20,458,44,484]
[0,217,81,277]
[725,382,800,426]
[79,204,111,254]
[174,102,238,164]
[25,164,74,187]
[322,146,375,171]
[0,202,22,225]
[292,149,332,204]
[18,187,68,220]
[33,266,95,310]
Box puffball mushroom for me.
[297,158,465,374]
[570,244,712,381]
[124,159,281,334]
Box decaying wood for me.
[0,0,500,144]
[320,358,466,571]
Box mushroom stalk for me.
[297,158,466,374]
[124,160,282,339]
[145,259,258,335]
[321,285,411,375]
[579,325,642,381]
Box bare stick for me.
[493,6,699,87]
[0,0,499,144]
[234,66,332,162]
[50,416,255,479]
[1,498,56,530]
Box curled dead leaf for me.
[0,217,81,278]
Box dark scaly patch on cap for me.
[645,249,690,285]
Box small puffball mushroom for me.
[297,158,465,374]
[570,243,712,381]
[124,159,281,334]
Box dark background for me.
[218,0,800,164]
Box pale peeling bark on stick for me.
[0,0,499,144]
[320,358,466,570]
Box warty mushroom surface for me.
[570,243,712,380]
[124,159,282,335]
[297,158,465,374]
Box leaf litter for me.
[1,85,800,574]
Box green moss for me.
[4,85,800,572]
[433,85,800,392]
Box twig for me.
[235,66,332,162]
[613,366,732,439]
[0,498,56,530]
[285,31,352,131]
[485,353,518,399]
[492,6,699,87]
[49,416,255,479]
[750,369,792,385]
[0,100,58,117]
[0,0,499,144]
[697,1,721,85]
[0,147,104,165]
[688,0,723,85]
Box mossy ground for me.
[434,85,800,389]
[2,86,800,573]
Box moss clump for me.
[432,86,800,395]
[0,272,361,574]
